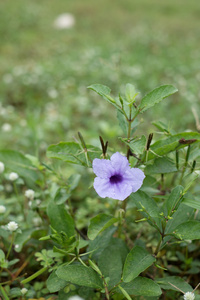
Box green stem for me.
[6,232,15,259]
[126,106,132,160]
[103,277,110,300]
[21,266,48,284]
[13,182,24,218]
[179,145,190,184]
[0,284,9,300]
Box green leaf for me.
[117,110,128,135]
[145,157,177,174]
[122,245,156,282]
[156,276,193,293]
[120,277,162,296]
[118,285,132,300]
[56,264,103,289]
[68,174,81,192]
[147,132,200,160]
[129,191,161,230]
[47,270,67,293]
[0,150,42,184]
[0,250,5,261]
[88,213,117,240]
[88,83,122,112]
[47,200,75,237]
[54,188,70,205]
[47,142,101,167]
[125,83,138,104]
[14,229,34,252]
[121,135,146,155]
[87,226,117,261]
[152,120,172,134]
[183,195,200,210]
[164,204,194,236]
[174,221,200,240]
[164,185,184,216]
[139,85,178,113]
[98,240,128,289]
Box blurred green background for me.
[0,0,200,156]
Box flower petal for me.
[112,181,133,201]
[93,177,113,198]
[93,177,133,201]
[92,158,114,178]
[110,152,130,174]
[123,168,145,192]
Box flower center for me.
[110,174,123,184]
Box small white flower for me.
[0,162,5,173]
[8,172,19,181]
[53,13,75,29]
[21,288,28,295]
[0,205,6,213]
[36,199,41,205]
[25,189,35,200]
[15,244,19,249]
[47,88,58,99]
[2,123,12,132]
[33,217,42,226]
[7,221,18,232]
[68,296,85,300]
[184,292,195,300]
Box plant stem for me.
[0,284,9,300]
[102,275,110,300]
[126,106,132,160]
[6,232,15,259]
[179,145,190,184]
[21,266,48,284]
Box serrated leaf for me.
[47,142,101,167]
[174,220,200,240]
[139,85,178,112]
[123,246,156,282]
[120,277,162,296]
[145,157,177,174]
[47,200,75,237]
[88,84,122,112]
[88,213,117,240]
[56,264,103,289]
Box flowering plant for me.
[0,83,200,300]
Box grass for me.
[0,0,200,154]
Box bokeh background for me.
[1,0,200,156]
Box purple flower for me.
[92,152,145,201]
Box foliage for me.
[1,1,200,299]
[1,81,200,300]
